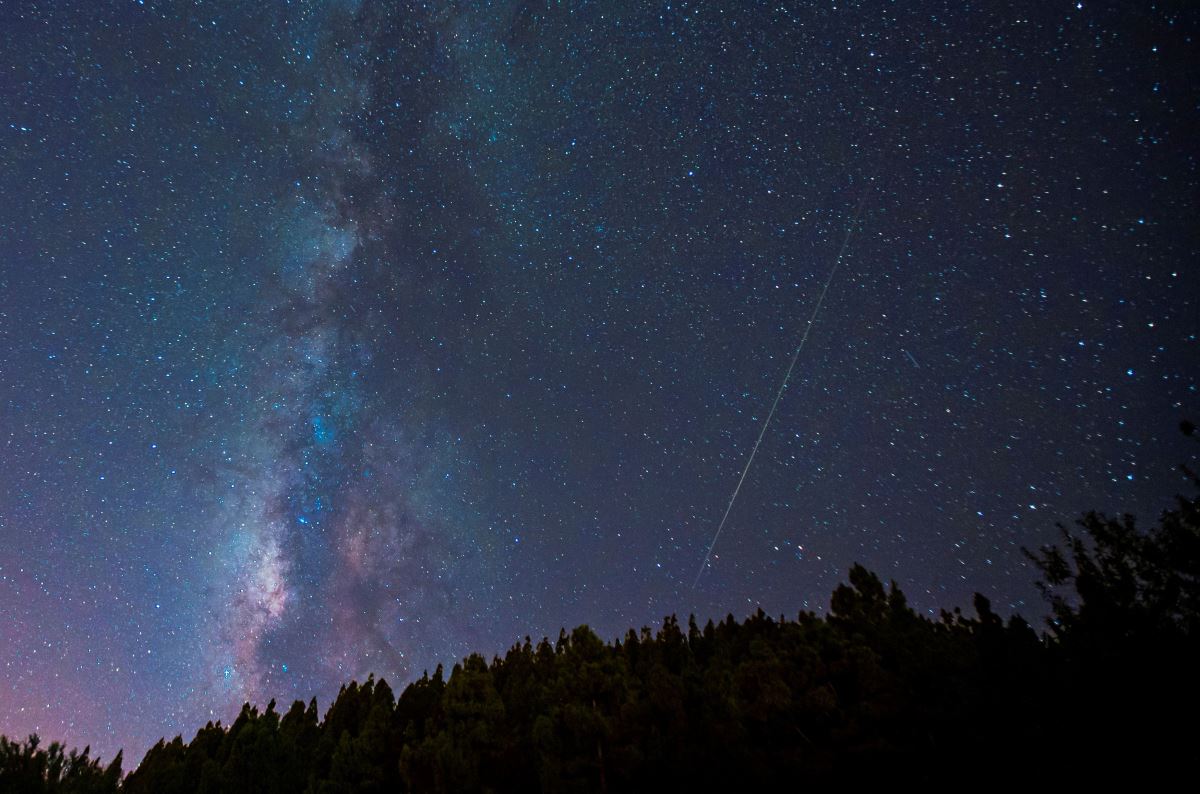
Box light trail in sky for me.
[692,184,875,590]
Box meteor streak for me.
[692,184,875,589]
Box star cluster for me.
[1,0,1196,763]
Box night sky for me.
[1,0,1196,764]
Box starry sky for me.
[1,0,1196,765]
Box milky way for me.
[198,0,484,712]
[1,0,1196,763]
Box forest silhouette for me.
[3,424,1198,791]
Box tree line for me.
[4,427,1198,791]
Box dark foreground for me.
[4,456,1198,791]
